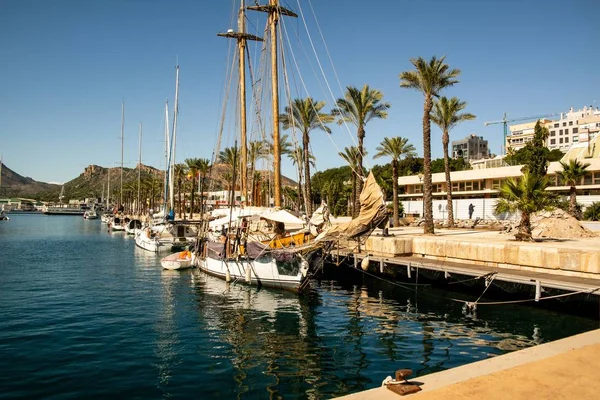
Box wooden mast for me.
[218,1,263,206]
[248,1,297,207]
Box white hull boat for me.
[126,219,143,235]
[134,223,195,253]
[83,210,98,220]
[161,250,193,270]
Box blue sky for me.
[1,0,598,184]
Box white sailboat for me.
[194,1,333,292]
[135,66,197,252]
[194,1,389,292]
[0,155,6,221]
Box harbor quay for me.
[331,226,600,293]
[330,226,600,399]
[336,328,600,399]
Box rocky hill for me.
[1,162,297,202]
[0,163,61,200]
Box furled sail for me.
[318,171,388,240]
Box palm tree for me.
[373,137,416,227]
[339,146,366,216]
[558,159,590,218]
[333,85,390,213]
[248,141,269,206]
[400,56,460,234]
[280,98,334,215]
[219,146,239,201]
[494,172,555,241]
[174,163,187,218]
[185,158,204,219]
[196,158,210,217]
[584,202,600,221]
[430,96,475,227]
[288,146,317,213]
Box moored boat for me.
[83,209,98,219]
[160,250,193,270]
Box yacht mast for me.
[171,66,180,212]
[248,0,297,207]
[107,168,110,209]
[137,122,142,215]
[164,101,171,213]
[120,101,125,208]
[218,2,263,206]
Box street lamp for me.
[417,173,424,218]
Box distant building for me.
[506,106,600,153]
[451,134,490,162]
[546,106,600,151]
[506,119,553,152]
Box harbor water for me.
[0,215,597,399]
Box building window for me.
[563,122,567,127]
[584,174,592,185]
[573,127,578,133]
[550,139,556,144]
[434,184,443,193]
[550,130,556,136]
[593,172,600,185]
[559,129,563,134]
[565,137,569,143]
[559,138,563,144]
[569,121,573,126]
[573,136,579,142]
[491,179,502,190]
[452,182,459,191]
[414,185,422,193]
[554,123,559,128]
[564,129,569,135]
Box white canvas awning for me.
[259,209,305,227]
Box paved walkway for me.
[336,328,600,400]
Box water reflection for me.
[155,270,184,396]
[156,267,596,399]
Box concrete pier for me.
[331,227,600,297]
[335,328,600,399]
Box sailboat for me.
[192,1,389,292]
[0,155,6,220]
[192,1,331,292]
[136,67,197,253]
[108,103,127,232]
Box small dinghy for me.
[160,250,193,270]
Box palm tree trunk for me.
[351,174,356,216]
[303,132,313,216]
[178,182,182,218]
[189,178,195,219]
[422,96,434,234]
[517,211,532,241]
[355,126,365,218]
[392,159,399,227]
[569,186,577,217]
[442,129,454,227]
[296,174,302,213]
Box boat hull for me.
[195,255,307,292]
[160,251,193,270]
[134,231,191,253]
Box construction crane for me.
[484,112,560,155]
